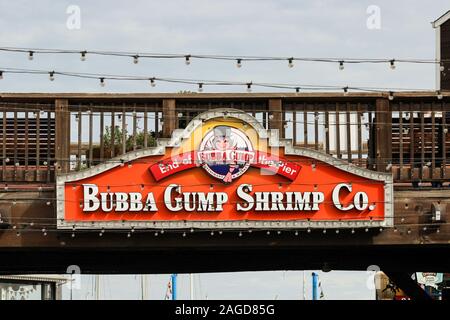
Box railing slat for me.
[314,111,319,150]
[100,110,104,162]
[420,109,425,180]
[77,107,82,171]
[431,107,436,180]
[35,110,40,180]
[2,111,6,181]
[409,108,414,180]
[144,104,148,148]
[133,103,137,151]
[303,105,307,147]
[442,102,447,179]
[346,103,351,163]
[399,107,404,179]
[122,104,126,155]
[88,105,93,168]
[357,103,362,165]
[325,109,330,155]
[335,103,341,158]
[111,109,115,158]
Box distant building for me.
[0,275,68,300]
[432,10,450,90]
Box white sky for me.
[1,0,448,299]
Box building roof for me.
[0,275,70,284]
[432,10,450,28]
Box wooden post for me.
[268,98,283,137]
[162,99,176,138]
[375,98,392,172]
[55,99,70,173]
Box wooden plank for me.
[303,104,308,147]
[325,109,330,155]
[2,111,6,181]
[46,111,51,182]
[346,103,351,163]
[314,111,319,150]
[268,99,283,135]
[144,104,148,148]
[122,104,126,155]
[13,111,17,180]
[357,103,362,165]
[133,103,137,151]
[399,108,404,179]
[162,99,177,138]
[55,99,70,174]
[77,107,82,171]
[99,110,104,162]
[35,110,40,180]
[375,98,392,172]
[335,103,341,158]
[88,105,93,168]
[155,110,160,138]
[409,107,415,179]
[420,109,425,180]
[111,109,115,158]
[442,102,447,179]
[292,111,297,145]
[431,107,435,180]
[24,111,29,173]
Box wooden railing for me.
[0,94,449,186]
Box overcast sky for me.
[1,0,448,300]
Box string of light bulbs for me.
[0,46,448,70]
[0,67,445,97]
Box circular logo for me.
[197,126,255,183]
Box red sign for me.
[57,111,393,230]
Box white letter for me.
[354,191,369,211]
[215,193,228,211]
[237,184,254,211]
[83,184,99,212]
[332,183,354,211]
[143,193,158,211]
[115,192,129,211]
[164,184,183,211]
[311,192,324,210]
[129,193,143,211]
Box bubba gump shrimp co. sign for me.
[56,109,393,230]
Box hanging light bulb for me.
[49,71,55,81]
[288,57,294,68]
[236,59,242,68]
[389,59,396,69]
[388,91,394,101]
[437,90,443,100]
[185,55,191,65]
[28,51,34,60]
[295,87,300,93]
[133,55,139,64]
[440,63,445,72]
[198,83,204,92]
[150,78,156,87]
[80,51,87,61]
[343,86,349,95]
[339,61,344,70]
[99,77,105,87]
[246,82,252,93]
